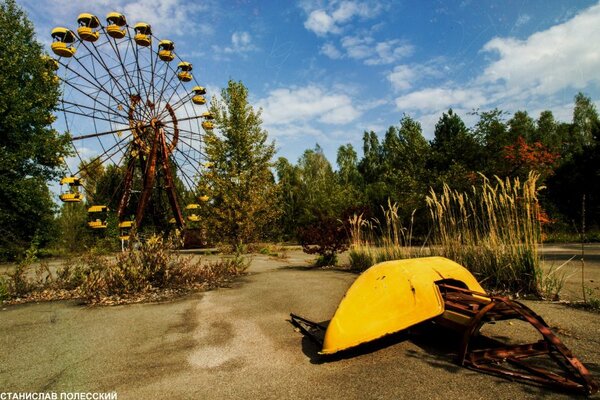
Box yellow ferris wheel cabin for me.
[59,176,83,202]
[134,22,152,46]
[158,40,175,62]
[106,12,127,39]
[51,27,77,58]
[177,62,193,82]
[87,205,108,229]
[77,13,101,42]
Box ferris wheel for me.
[49,11,213,236]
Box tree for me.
[0,0,70,258]
[202,80,279,247]
[295,144,347,225]
[508,111,536,142]
[430,109,481,189]
[336,143,362,189]
[571,92,599,152]
[275,157,302,240]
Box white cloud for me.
[305,10,340,36]
[211,31,257,60]
[394,87,486,113]
[320,42,343,59]
[387,65,416,91]
[323,35,413,64]
[392,2,600,131]
[257,85,362,126]
[387,63,441,92]
[222,31,256,54]
[365,39,413,65]
[480,3,600,98]
[303,1,381,36]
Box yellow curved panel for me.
[107,25,126,39]
[51,42,76,58]
[88,205,108,213]
[321,256,485,355]
[59,176,81,185]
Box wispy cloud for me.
[258,85,362,127]
[21,0,213,39]
[393,3,600,133]
[302,0,383,36]
[321,35,413,65]
[221,31,257,54]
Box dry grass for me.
[348,173,549,296]
[426,172,542,295]
[0,232,248,305]
[348,200,427,271]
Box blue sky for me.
[20,0,600,166]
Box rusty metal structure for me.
[51,12,213,230]
[291,257,598,396]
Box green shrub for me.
[348,249,374,272]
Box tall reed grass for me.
[348,200,426,271]
[426,172,542,294]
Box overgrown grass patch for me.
[0,233,248,305]
[347,202,426,272]
[426,173,543,295]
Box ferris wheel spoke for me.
[60,99,126,121]
[57,107,126,125]
[155,77,189,120]
[68,55,129,110]
[126,28,153,117]
[59,63,131,121]
[171,150,201,190]
[99,27,137,90]
[73,136,131,177]
[160,93,195,120]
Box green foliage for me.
[202,80,279,247]
[430,109,482,190]
[348,249,374,272]
[0,0,70,259]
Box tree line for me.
[274,94,600,243]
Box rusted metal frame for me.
[159,129,184,228]
[457,296,598,395]
[473,362,587,393]
[164,104,179,152]
[134,122,161,226]
[289,313,326,347]
[499,298,598,394]
[117,157,137,221]
[468,340,550,362]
